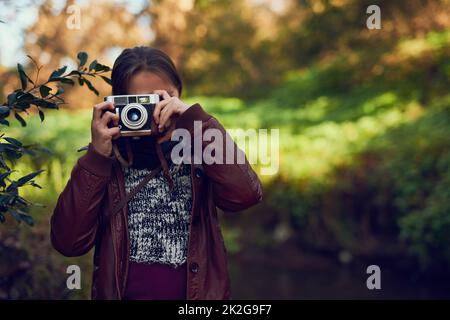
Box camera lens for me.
[121,103,148,130]
[127,108,142,122]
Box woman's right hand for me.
[91,102,121,157]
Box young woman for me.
[50,47,262,300]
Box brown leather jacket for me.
[50,104,263,300]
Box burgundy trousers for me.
[123,262,187,300]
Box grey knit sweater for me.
[124,163,192,267]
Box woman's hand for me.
[91,101,121,157]
[153,90,190,143]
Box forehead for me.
[127,70,177,95]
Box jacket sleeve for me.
[50,143,114,257]
[176,104,263,212]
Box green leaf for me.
[68,70,82,77]
[19,213,34,226]
[17,63,34,87]
[0,105,10,117]
[10,210,21,222]
[20,146,36,156]
[14,112,26,126]
[0,156,8,168]
[94,63,110,72]
[0,142,19,153]
[17,63,28,90]
[4,148,22,160]
[101,75,112,85]
[38,110,45,122]
[15,91,34,110]
[0,171,11,187]
[16,101,31,110]
[4,137,22,147]
[7,92,17,106]
[16,91,34,102]
[39,85,52,98]
[10,210,34,226]
[83,78,99,95]
[33,99,58,109]
[77,52,88,67]
[29,181,42,189]
[16,169,44,187]
[60,78,75,85]
[49,66,67,80]
[89,59,97,71]
[49,77,74,86]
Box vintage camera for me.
[104,94,159,137]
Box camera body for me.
[104,94,159,137]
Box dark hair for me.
[111,47,182,96]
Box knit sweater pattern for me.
[124,163,192,267]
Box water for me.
[228,254,450,299]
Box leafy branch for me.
[5,52,110,125]
[0,51,111,225]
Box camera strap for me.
[112,140,134,167]
[101,141,174,229]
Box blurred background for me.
[1,0,450,299]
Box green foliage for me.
[186,29,450,269]
[1,0,449,298]
[0,52,111,226]
[373,96,450,267]
[8,32,449,275]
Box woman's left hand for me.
[153,89,190,143]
